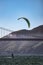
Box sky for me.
[0,0,43,31]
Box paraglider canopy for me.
[17,17,30,28]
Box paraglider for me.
[17,17,30,28]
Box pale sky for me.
[0,0,43,31]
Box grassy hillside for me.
[0,56,43,65]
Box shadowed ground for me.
[0,56,43,65]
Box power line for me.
[0,27,13,38]
[0,27,13,32]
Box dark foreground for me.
[0,56,43,65]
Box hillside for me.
[0,25,43,56]
[3,25,43,38]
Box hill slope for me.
[0,25,43,56]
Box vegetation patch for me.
[0,56,43,65]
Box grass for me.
[0,56,43,65]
